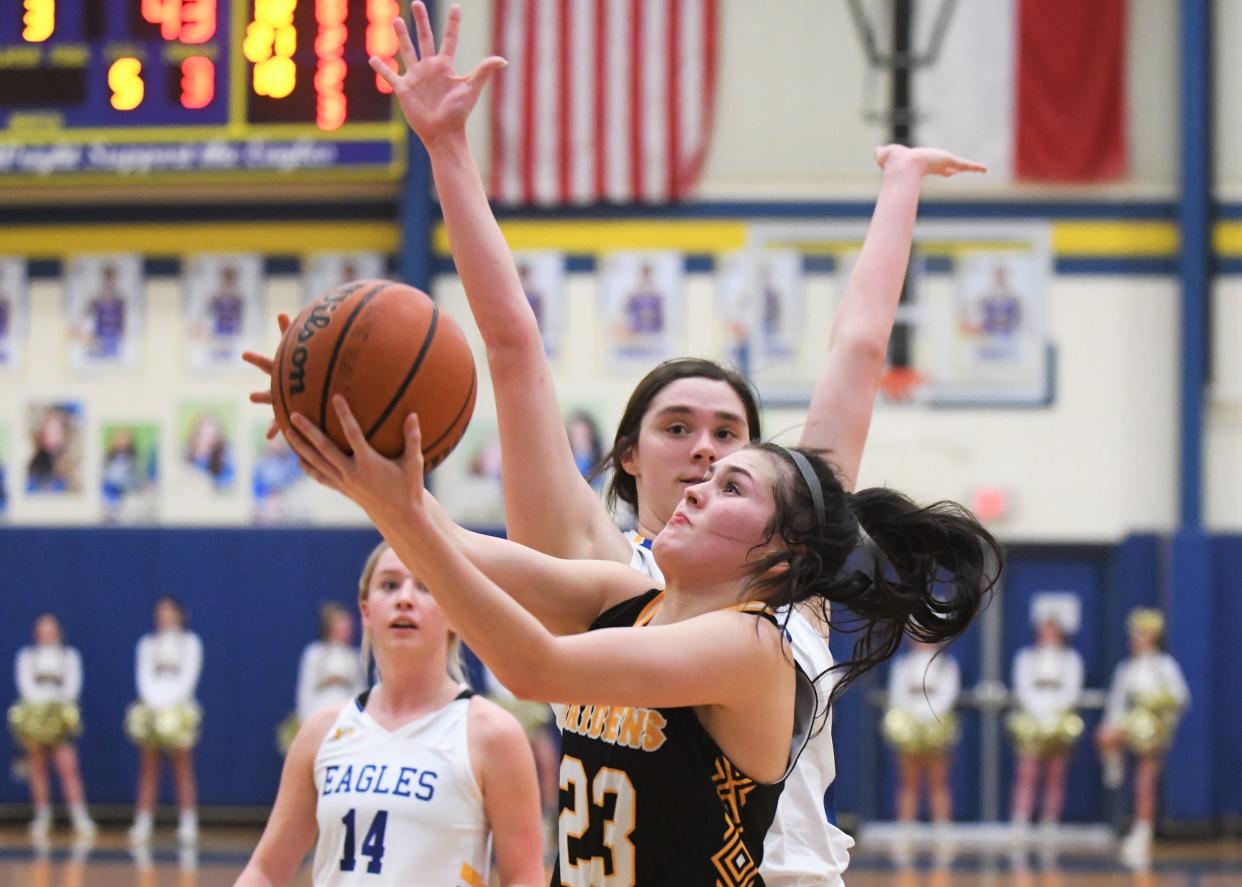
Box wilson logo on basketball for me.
[271,279,477,469]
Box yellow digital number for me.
[254,57,295,99]
[108,58,145,112]
[22,0,56,43]
[246,0,298,98]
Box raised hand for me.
[875,144,987,178]
[241,313,290,440]
[370,2,506,148]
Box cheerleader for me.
[277,604,366,753]
[1007,594,1085,836]
[126,596,203,846]
[883,640,961,828]
[1096,608,1189,863]
[237,542,544,886]
[8,613,95,838]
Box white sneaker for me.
[1119,821,1152,868]
[128,813,153,845]
[72,813,97,837]
[1038,819,1059,845]
[177,811,199,845]
[1008,817,1031,847]
[28,809,51,839]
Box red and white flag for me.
[488,0,719,206]
[917,0,1127,184]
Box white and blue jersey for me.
[627,532,854,885]
[312,687,490,887]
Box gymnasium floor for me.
[2,824,1241,887]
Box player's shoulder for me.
[293,701,352,755]
[466,695,532,753]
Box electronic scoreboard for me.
[0,0,408,184]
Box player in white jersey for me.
[278,604,368,754]
[237,542,544,887]
[9,613,95,838]
[127,596,203,845]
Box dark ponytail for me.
[745,444,1001,706]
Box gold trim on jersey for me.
[711,816,760,887]
[632,592,775,629]
[711,757,758,824]
[557,703,668,753]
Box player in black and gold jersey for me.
[287,390,1000,883]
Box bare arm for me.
[800,146,985,491]
[469,699,545,887]
[283,403,788,714]
[234,706,337,886]
[375,3,630,563]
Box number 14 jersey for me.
[312,688,490,887]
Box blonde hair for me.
[357,541,464,683]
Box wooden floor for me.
[1,824,1240,886]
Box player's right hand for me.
[242,312,291,439]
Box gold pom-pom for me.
[1007,710,1083,755]
[125,701,202,750]
[883,709,959,755]
[275,713,301,755]
[7,701,83,747]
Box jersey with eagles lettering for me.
[312,687,490,887]
[552,589,813,887]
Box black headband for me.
[784,448,826,529]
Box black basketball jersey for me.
[551,590,797,887]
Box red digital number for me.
[180,56,215,109]
[315,0,348,130]
[366,0,399,95]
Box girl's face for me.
[34,615,60,646]
[1035,619,1065,647]
[652,447,781,585]
[361,548,451,659]
[1129,628,1157,655]
[327,610,354,645]
[623,377,750,532]
[155,599,182,631]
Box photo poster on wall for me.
[715,249,803,381]
[512,251,567,359]
[562,401,610,495]
[251,420,312,524]
[939,250,1049,404]
[175,400,239,499]
[24,401,85,497]
[64,254,144,372]
[183,253,264,373]
[0,257,29,373]
[100,421,159,523]
[435,416,505,529]
[600,251,685,369]
[301,251,387,306]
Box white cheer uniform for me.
[136,629,202,709]
[312,687,490,887]
[297,642,366,722]
[628,534,854,886]
[887,648,960,722]
[16,644,82,705]
[1012,645,1083,726]
[1102,651,1190,728]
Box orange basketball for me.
[271,280,476,470]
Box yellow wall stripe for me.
[0,222,398,257]
[1213,221,1242,255]
[433,220,749,255]
[1051,221,1178,257]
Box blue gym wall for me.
[0,529,1236,826]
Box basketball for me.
[271,279,476,469]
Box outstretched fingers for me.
[410,1,436,62]
[440,4,462,61]
[401,413,426,504]
[331,395,372,459]
[468,56,507,91]
[393,16,418,71]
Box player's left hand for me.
[241,312,291,440]
[286,397,426,524]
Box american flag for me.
[488,0,719,206]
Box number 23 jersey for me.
[312,688,489,887]
[553,590,809,887]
